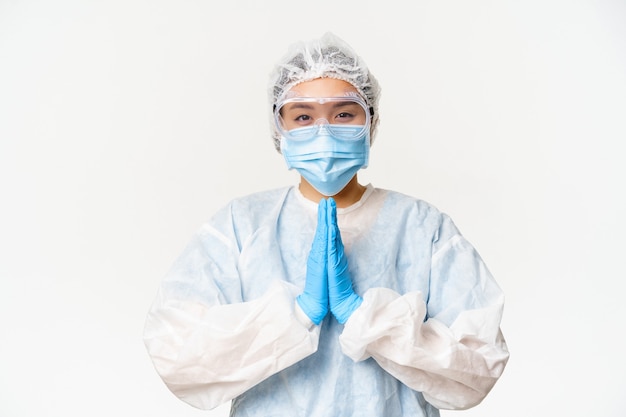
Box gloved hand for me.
[296,198,329,325]
[327,198,363,324]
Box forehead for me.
[288,78,359,98]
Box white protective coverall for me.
[143,184,509,417]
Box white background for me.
[1,0,625,416]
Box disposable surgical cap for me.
[268,32,381,151]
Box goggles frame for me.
[274,94,372,141]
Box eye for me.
[330,101,367,124]
[279,103,318,129]
[295,114,313,123]
[335,112,356,121]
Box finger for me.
[327,197,337,228]
[327,198,346,249]
[327,198,342,267]
[327,197,339,247]
[326,197,336,247]
[319,198,329,237]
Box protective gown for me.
[143,184,509,417]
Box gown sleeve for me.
[143,215,320,410]
[339,216,509,410]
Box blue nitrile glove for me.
[296,198,329,325]
[327,198,363,324]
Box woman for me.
[143,32,509,417]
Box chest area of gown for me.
[236,213,433,301]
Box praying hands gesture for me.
[297,198,363,325]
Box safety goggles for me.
[274,94,371,141]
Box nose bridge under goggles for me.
[275,95,372,141]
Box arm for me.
[143,222,320,410]
[339,232,509,410]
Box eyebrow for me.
[283,101,360,111]
[284,103,315,111]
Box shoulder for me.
[207,187,292,233]
[376,187,460,242]
[229,187,290,214]
[378,188,444,221]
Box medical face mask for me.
[280,126,370,196]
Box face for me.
[278,78,368,132]
[277,78,371,200]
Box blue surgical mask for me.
[280,125,370,196]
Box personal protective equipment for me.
[144,184,509,417]
[296,198,329,324]
[274,94,371,141]
[280,126,369,196]
[268,32,381,151]
[326,198,363,324]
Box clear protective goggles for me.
[274,93,372,141]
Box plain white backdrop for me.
[1,0,625,416]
